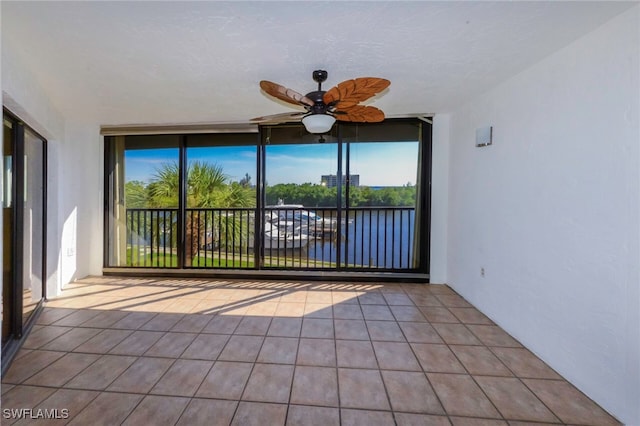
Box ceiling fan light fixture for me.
[302,113,336,134]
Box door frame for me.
[2,108,48,375]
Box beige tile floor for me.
[1,276,620,425]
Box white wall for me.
[430,114,449,283]
[2,31,104,297]
[447,6,639,425]
[57,121,103,284]
[3,30,65,298]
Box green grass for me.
[125,248,340,269]
[126,249,178,267]
[125,249,254,268]
[190,256,254,268]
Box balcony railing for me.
[127,208,179,267]
[122,206,417,271]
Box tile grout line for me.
[392,291,451,421]
[359,293,397,420]
[436,302,519,422]
[331,302,343,425]
[227,313,270,425]
[285,307,304,425]
[4,279,622,426]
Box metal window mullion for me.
[368,209,372,268]
[255,138,264,270]
[399,209,403,270]
[407,208,412,269]
[391,209,396,270]
[336,128,343,270]
[143,211,148,266]
[177,135,187,269]
[376,210,380,268]
[12,122,25,336]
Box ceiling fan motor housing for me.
[305,90,330,114]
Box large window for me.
[104,134,258,269]
[261,121,426,270]
[104,119,431,274]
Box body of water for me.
[306,209,416,269]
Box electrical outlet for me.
[480,267,485,277]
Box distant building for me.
[321,174,360,188]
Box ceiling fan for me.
[252,70,390,134]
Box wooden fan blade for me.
[334,105,385,123]
[251,111,306,123]
[323,77,390,108]
[260,80,314,107]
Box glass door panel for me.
[263,126,340,269]
[106,135,180,267]
[185,134,257,268]
[345,140,419,269]
[2,111,47,351]
[2,118,14,344]
[22,128,45,325]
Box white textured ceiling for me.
[2,1,636,126]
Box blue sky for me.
[125,142,418,186]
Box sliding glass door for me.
[2,110,47,353]
[2,116,14,345]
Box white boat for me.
[266,203,338,238]
[248,221,310,250]
[264,222,310,250]
[198,203,339,251]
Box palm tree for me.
[147,161,255,266]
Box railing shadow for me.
[44,276,397,316]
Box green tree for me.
[266,183,335,207]
[147,161,255,265]
[125,180,149,208]
[266,183,416,207]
